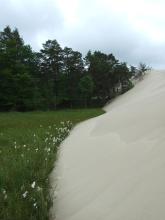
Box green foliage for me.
[137,62,151,79]
[0,26,146,111]
[0,26,40,111]
[0,109,104,220]
[85,51,134,105]
[59,47,84,107]
[85,51,116,104]
[130,63,151,80]
[78,74,94,107]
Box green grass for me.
[0,109,104,220]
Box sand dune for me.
[51,70,165,220]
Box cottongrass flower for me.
[33,202,37,208]
[22,191,28,198]
[2,189,7,200]
[2,189,6,194]
[14,141,17,149]
[31,181,36,189]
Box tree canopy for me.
[0,26,149,111]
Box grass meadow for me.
[0,109,104,220]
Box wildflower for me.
[14,141,17,149]
[22,191,28,198]
[31,181,36,189]
[53,137,56,144]
[2,189,6,194]
[34,134,36,137]
[2,189,7,200]
[37,186,42,192]
[23,144,26,148]
[33,202,37,208]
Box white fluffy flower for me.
[31,181,36,188]
[22,191,28,198]
[33,202,37,208]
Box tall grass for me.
[0,109,104,220]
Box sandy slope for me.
[51,70,165,220]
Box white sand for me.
[51,70,165,220]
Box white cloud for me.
[0,0,165,68]
[56,0,79,27]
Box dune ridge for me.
[51,70,165,220]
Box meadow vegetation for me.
[0,109,104,220]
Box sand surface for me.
[51,70,165,220]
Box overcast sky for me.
[1,0,165,68]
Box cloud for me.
[0,0,63,49]
[0,0,165,68]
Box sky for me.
[1,0,165,68]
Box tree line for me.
[0,26,149,111]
